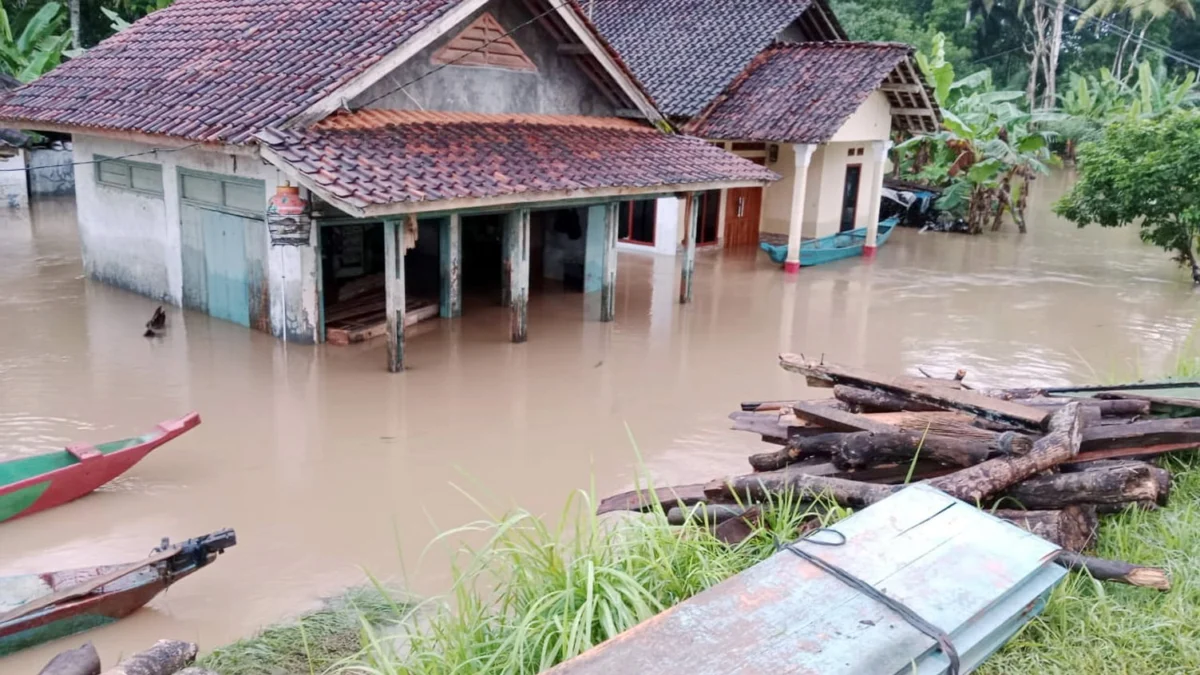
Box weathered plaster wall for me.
[830,91,892,143]
[761,143,798,237]
[28,147,75,196]
[71,135,321,344]
[0,152,27,208]
[353,0,616,116]
[73,136,173,301]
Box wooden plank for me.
[785,400,898,434]
[1081,416,1200,451]
[595,484,710,515]
[781,355,1051,429]
[552,485,1061,675]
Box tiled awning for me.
[255,110,778,217]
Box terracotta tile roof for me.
[591,0,814,118]
[686,42,913,144]
[256,110,777,212]
[0,0,467,144]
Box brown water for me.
[1,171,1197,670]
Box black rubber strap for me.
[776,529,961,675]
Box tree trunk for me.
[705,468,898,508]
[68,0,82,51]
[1113,14,1133,77]
[998,461,1169,510]
[749,429,1026,472]
[926,403,1083,503]
[995,505,1097,552]
[100,641,198,675]
[1042,0,1066,109]
[1057,552,1170,590]
[1028,1,1048,110]
[1125,21,1151,78]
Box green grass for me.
[336,490,846,674]
[198,586,405,675]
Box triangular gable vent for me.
[432,12,538,72]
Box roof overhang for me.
[257,110,775,219]
[879,56,940,135]
[286,0,665,131]
[0,120,254,155]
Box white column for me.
[863,139,892,256]
[785,143,816,273]
[383,219,406,372]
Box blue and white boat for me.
[760,215,899,267]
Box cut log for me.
[100,640,198,675]
[1013,397,1151,417]
[781,354,1051,429]
[739,398,848,413]
[705,468,898,507]
[748,430,1022,472]
[927,403,1083,504]
[666,504,750,525]
[833,384,943,412]
[1095,391,1200,416]
[596,484,711,515]
[713,506,763,545]
[999,462,1170,510]
[1082,417,1200,452]
[994,506,1098,552]
[39,644,101,675]
[1057,552,1171,591]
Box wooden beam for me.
[439,214,462,318]
[785,401,897,434]
[891,107,938,116]
[506,209,531,342]
[383,219,406,372]
[780,355,1052,429]
[881,83,924,94]
[600,202,618,322]
[613,107,650,119]
[680,192,699,304]
[557,43,590,55]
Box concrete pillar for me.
[600,202,619,321]
[506,209,531,342]
[584,205,607,293]
[863,139,891,257]
[439,214,462,318]
[679,192,700,304]
[383,218,406,373]
[785,143,817,273]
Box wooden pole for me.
[1057,552,1171,591]
[507,209,530,343]
[679,192,698,304]
[439,214,462,318]
[383,219,406,372]
[601,202,618,322]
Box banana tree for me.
[0,2,72,83]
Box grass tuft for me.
[198,586,402,675]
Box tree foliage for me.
[1054,111,1200,282]
[0,1,69,81]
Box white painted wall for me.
[615,197,679,256]
[830,91,892,143]
[71,135,321,343]
[0,153,27,208]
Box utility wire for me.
[355,0,577,109]
[0,142,203,172]
[1041,0,1200,70]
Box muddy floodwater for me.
[1,171,1197,669]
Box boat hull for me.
[760,217,898,267]
[0,413,201,523]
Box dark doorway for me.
[461,213,506,295]
[618,200,656,245]
[840,165,862,232]
[698,190,720,244]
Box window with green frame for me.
[95,155,164,196]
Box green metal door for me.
[178,170,267,329]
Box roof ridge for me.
[313,109,655,132]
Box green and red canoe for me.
[0,413,200,523]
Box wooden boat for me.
[760,216,899,267]
[0,413,201,524]
[0,529,236,656]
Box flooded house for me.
[592,0,940,270]
[0,0,776,371]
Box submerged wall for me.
[71,135,320,343]
[0,153,27,208]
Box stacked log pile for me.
[600,354,1200,591]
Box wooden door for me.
[724,186,763,248]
